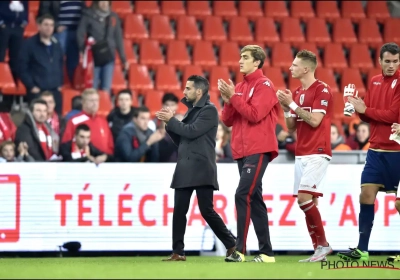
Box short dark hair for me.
[240,45,266,69]
[75,124,90,135]
[379,43,400,59]
[162,93,179,104]
[37,14,54,24]
[39,91,54,99]
[187,75,209,95]
[71,96,82,111]
[133,106,150,118]
[117,89,132,98]
[296,49,318,70]
[29,99,48,112]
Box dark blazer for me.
[165,93,219,190]
[59,140,114,162]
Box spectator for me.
[275,123,296,155]
[115,106,164,162]
[107,89,136,142]
[18,14,64,114]
[331,123,352,151]
[14,99,59,161]
[39,91,60,135]
[158,113,184,162]
[0,111,17,144]
[216,122,234,163]
[77,0,128,93]
[62,88,114,155]
[38,1,84,84]
[0,1,28,82]
[346,122,371,150]
[60,123,112,163]
[0,141,34,162]
[64,95,82,120]
[153,93,179,130]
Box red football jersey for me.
[290,80,333,158]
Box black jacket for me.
[166,94,219,190]
[107,107,136,142]
[59,140,114,162]
[14,111,59,161]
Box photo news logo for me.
[321,260,400,270]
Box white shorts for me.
[293,156,330,198]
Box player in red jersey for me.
[277,50,333,262]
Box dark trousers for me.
[0,25,24,81]
[172,186,236,255]
[235,153,274,256]
[27,89,62,115]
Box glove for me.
[343,84,358,117]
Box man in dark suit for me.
[156,75,236,262]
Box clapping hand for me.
[218,79,235,103]
[155,107,174,123]
[276,89,293,107]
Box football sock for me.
[300,200,328,247]
[305,216,317,250]
[357,203,375,252]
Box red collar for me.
[243,69,264,83]
[383,70,400,80]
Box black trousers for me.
[235,153,274,256]
[0,25,24,82]
[172,186,236,255]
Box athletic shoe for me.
[225,250,245,262]
[387,255,400,262]
[162,253,186,261]
[299,255,327,262]
[251,254,276,263]
[310,245,333,262]
[337,248,369,261]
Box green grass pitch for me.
[1,255,399,279]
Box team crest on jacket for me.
[299,94,305,105]
[392,79,397,89]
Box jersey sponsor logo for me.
[392,79,397,89]
[300,94,305,105]
[321,100,328,106]
[236,92,243,96]
[373,81,381,85]
[249,87,254,97]
[263,81,271,87]
[322,88,329,93]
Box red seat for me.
[315,68,339,93]
[139,40,164,68]
[144,90,164,117]
[155,65,180,91]
[332,92,346,121]
[213,1,238,19]
[290,1,315,21]
[349,43,374,73]
[112,1,132,18]
[0,63,17,92]
[203,16,227,45]
[115,39,137,66]
[192,41,217,71]
[176,16,202,43]
[332,19,358,47]
[123,14,149,43]
[264,67,287,90]
[61,89,80,116]
[134,1,160,17]
[187,1,212,20]
[150,15,175,44]
[315,1,340,22]
[219,41,240,71]
[238,1,264,21]
[29,1,39,14]
[182,65,204,88]
[340,68,366,97]
[111,66,127,94]
[167,40,191,69]
[367,68,382,85]
[341,1,366,23]
[97,90,113,118]
[271,43,294,71]
[229,17,253,45]
[281,18,305,47]
[161,1,186,19]
[366,1,391,23]
[384,19,400,46]
[24,13,37,38]
[255,17,280,47]
[324,43,348,72]
[306,18,331,47]
[296,42,323,67]
[209,66,231,92]
[129,65,154,92]
[264,1,289,22]
[358,18,383,48]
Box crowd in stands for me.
[1,0,389,163]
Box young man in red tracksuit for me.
[219,45,280,263]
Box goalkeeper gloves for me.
[343,84,358,117]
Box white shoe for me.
[299,255,327,262]
[310,245,333,262]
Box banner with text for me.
[0,163,399,252]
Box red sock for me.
[300,200,328,247]
[305,216,317,250]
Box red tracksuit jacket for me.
[358,70,400,151]
[221,69,280,160]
